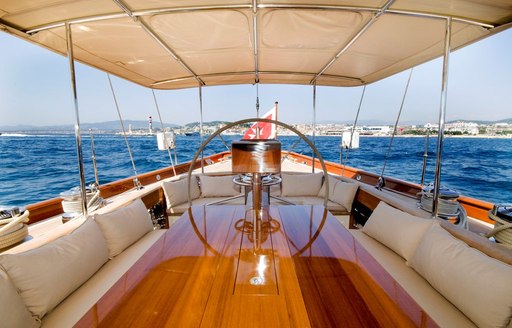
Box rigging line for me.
[281,138,302,163]
[341,85,366,177]
[379,68,414,182]
[107,73,142,189]
[217,133,231,153]
[151,89,177,176]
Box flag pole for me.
[256,83,260,139]
[274,101,278,139]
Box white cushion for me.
[281,173,323,197]
[350,230,477,328]
[0,219,109,320]
[409,223,512,328]
[41,230,166,328]
[94,198,154,258]
[318,175,339,200]
[362,202,433,261]
[330,180,359,211]
[276,197,349,213]
[162,176,200,207]
[0,268,40,327]
[199,175,240,197]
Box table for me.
[77,205,436,327]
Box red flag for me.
[242,106,277,140]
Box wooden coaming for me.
[25,152,230,224]
[287,152,493,224]
[78,205,434,327]
[25,150,493,225]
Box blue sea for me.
[0,134,510,207]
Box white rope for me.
[0,210,29,235]
[61,190,105,214]
[0,210,30,249]
[486,211,512,246]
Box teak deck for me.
[76,205,437,327]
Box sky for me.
[0,27,511,127]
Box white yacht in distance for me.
[0,1,511,327]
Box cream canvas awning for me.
[1,0,511,89]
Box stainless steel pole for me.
[312,83,317,173]
[66,22,88,217]
[432,17,452,218]
[199,85,204,173]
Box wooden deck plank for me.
[86,205,434,327]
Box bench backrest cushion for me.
[95,198,154,258]
[331,180,358,212]
[0,268,40,327]
[281,172,323,197]
[199,175,240,197]
[0,219,109,320]
[318,175,339,200]
[409,223,512,328]
[162,176,201,206]
[362,201,433,261]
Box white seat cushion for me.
[281,172,323,197]
[318,175,340,199]
[275,196,349,214]
[409,223,512,328]
[0,219,109,320]
[94,198,154,258]
[162,175,201,207]
[330,180,359,211]
[41,229,166,328]
[167,196,246,214]
[350,230,476,327]
[0,268,40,328]
[362,201,433,261]
[199,175,241,197]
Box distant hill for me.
[184,121,230,128]
[0,120,179,132]
[1,118,510,132]
[446,118,512,125]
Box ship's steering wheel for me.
[186,118,330,207]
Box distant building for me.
[445,121,479,135]
[360,126,391,135]
[424,123,439,130]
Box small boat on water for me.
[0,1,511,327]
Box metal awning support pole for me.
[312,83,317,173]
[65,22,88,217]
[199,85,204,173]
[432,17,452,218]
